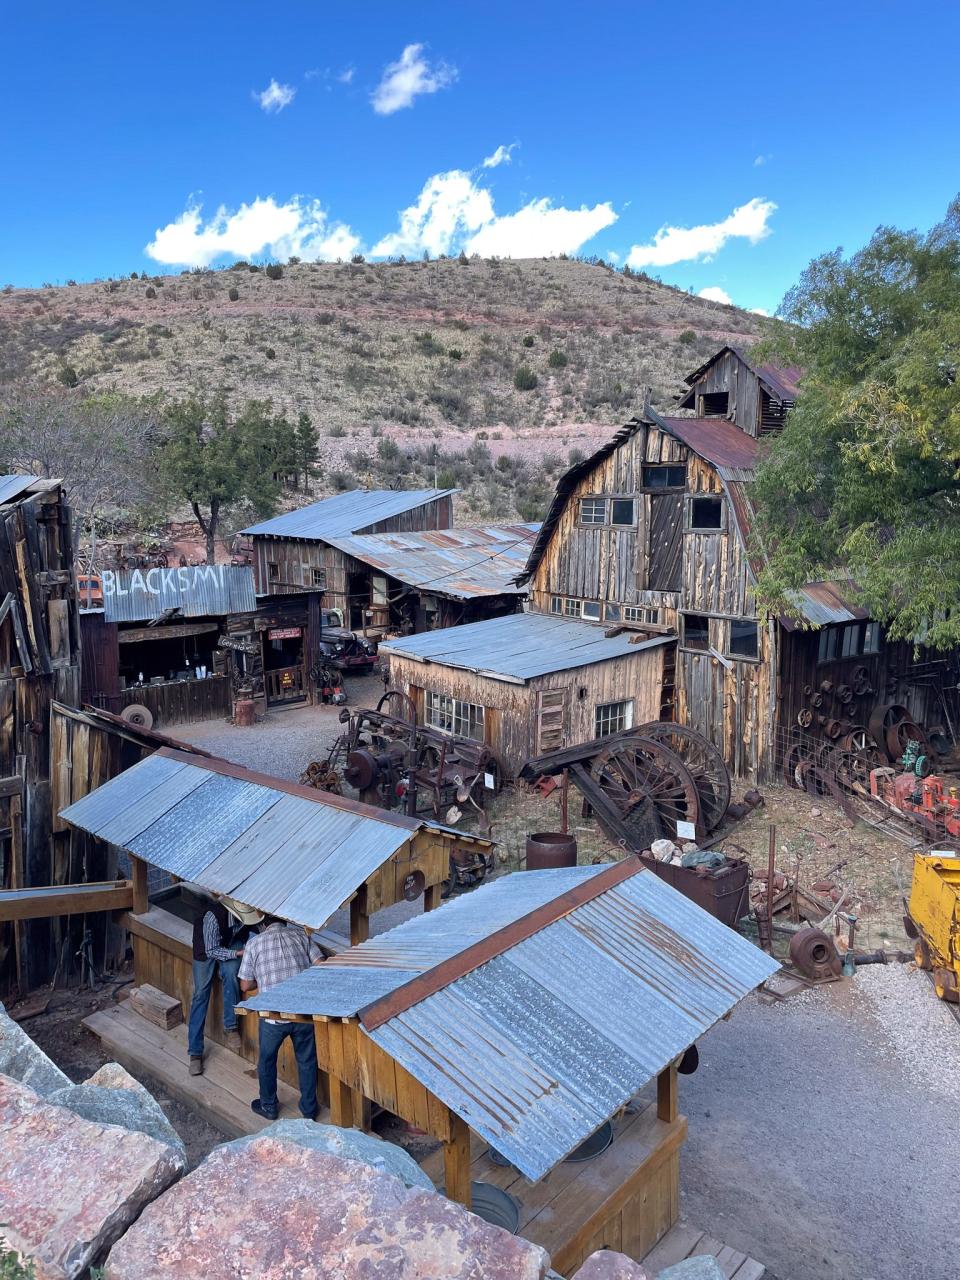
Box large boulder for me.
[573,1252,650,1279]
[0,1001,70,1095]
[49,1062,186,1163]
[222,1118,433,1190]
[0,1073,183,1280]
[106,1136,550,1279]
[656,1259,727,1280]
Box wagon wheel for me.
[838,726,877,754]
[634,723,731,833]
[797,708,813,729]
[590,738,701,844]
[783,741,812,790]
[376,688,418,722]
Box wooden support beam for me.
[328,1074,354,1128]
[349,888,369,946]
[657,1062,678,1124]
[424,882,441,913]
[0,880,134,922]
[443,1113,472,1208]
[131,856,149,915]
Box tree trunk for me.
[192,500,219,565]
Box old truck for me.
[316,608,377,675]
[907,851,960,1002]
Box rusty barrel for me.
[234,699,255,727]
[525,832,578,870]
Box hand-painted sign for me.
[100,564,257,623]
[217,634,258,655]
[268,627,302,641]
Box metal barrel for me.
[525,831,578,870]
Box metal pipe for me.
[765,824,776,953]
[560,769,569,835]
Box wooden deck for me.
[641,1220,765,1279]
[83,1002,323,1138]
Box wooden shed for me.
[676,344,802,436]
[0,476,81,994]
[381,611,673,777]
[239,859,777,1276]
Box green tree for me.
[752,197,960,647]
[160,394,286,563]
[294,410,320,491]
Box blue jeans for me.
[257,1020,318,1118]
[187,957,241,1058]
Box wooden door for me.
[648,494,683,591]
[536,688,567,753]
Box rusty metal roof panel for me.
[782,580,868,629]
[0,475,40,505]
[101,564,257,623]
[241,489,457,541]
[59,752,417,929]
[656,416,759,474]
[243,866,777,1181]
[325,524,540,600]
[380,611,672,683]
[681,345,804,403]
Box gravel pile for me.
[854,961,960,1102]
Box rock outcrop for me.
[49,1061,187,1162]
[572,1251,651,1278]
[0,1001,70,1095]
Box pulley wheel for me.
[812,693,824,709]
[867,703,910,761]
[120,703,153,730]
[344,749,379,791]
[836,684,853,705]
[789,927,842,980]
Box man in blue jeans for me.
[188,896,263,1076]
[239,914,323,1120]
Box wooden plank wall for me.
[133,675,232,729]
[688,350,760,437]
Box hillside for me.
[0,257,770,523]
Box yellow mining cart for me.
[908,852,960,1002]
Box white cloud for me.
[337,66,355,84]
[371,43,457,115]
[626,197,777,269]
[697,286,733,305]
[606,250,620,263]
[145,197,361,267]
[371,168,616,260]
[750,306,769,316]
[753,153,772,167]
[482,143,517,169]
[255,79,296,113]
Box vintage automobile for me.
[316,608,377,674]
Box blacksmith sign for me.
[100,564,257,624]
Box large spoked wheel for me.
[635,723,731,834]
[376,688,417,721]
[590,737,702,845]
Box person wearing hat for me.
[188,894,264,1076]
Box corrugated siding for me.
[241,489,456,540]
[101,565,257,622]
[0,474,40,505]
[244,864,778,1182]
[58,753,414,928]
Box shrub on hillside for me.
[522,335,535,348]
[145,287,157,299]
[678,329,697,344]
[57,365,79,388]
[228,287,240,301]
[514,364,538,391]
[265,347,276,359]
[265,264,283,280]
[548,348,568,368]
[447,347,463,360]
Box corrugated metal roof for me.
[325,524,540,600]
[680,345,804,403]
[655,415,758,476]
[101,565,257,622]
[380,611,672,683]
[0,475,40,505]
[57,748,486,929]
[781,580,868,629]
[242,864,777,1181]
[241,489,457,541]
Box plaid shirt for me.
[238,923,320,996]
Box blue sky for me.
[4,0,959,313]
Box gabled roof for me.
[59,748,490,930]
[0,475,42,506]
[677,344,804,408]
[241,489,456,541]
[241,860,778,1181]
[326,523,539,601]
[379,610,672,684]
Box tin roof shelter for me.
[240,858,777,1272]
[241,488,457,542]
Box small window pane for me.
[641,464,686,489]
[841,624,860,658]
[863,621,881,653]
[425,691,485,741]
[611,498,635,526]
[818,628,838,663]
[683,613,710,651]
[690,496,723,530]
[579,497,606,524]
[582,601,601,620]
[563,598,581,617]
[729,619,759,659]
[551,596,563,614]
[268,562,279,580]
[604,602,622,622]
[595,699,634,737]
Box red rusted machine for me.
[869,767,960,840]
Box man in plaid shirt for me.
[239,915,323,1121]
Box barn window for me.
[701,391,729,417]
[550,596,563,614]
[641,464,686,489]
[371,575,388,606]
[689,496,723,531]
[312,568,325,587]
[425,691,485,741]
[624,605,661,624]
[682,613,710,651]
[759,390,790,433]
[818,627,838,663]
[595,699,634,737]
[604,602,622,621]
[863,621,881,653]
[841,624,860,659]
[611,498,636,526]
[268,562,280,581]
[581,600,601,620]
[729,619,759,660]
[579,497,606,524]
[563,598,582,618]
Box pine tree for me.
[294,410,321,492]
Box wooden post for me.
[349,887,369,946]
[131,855,149,915]
[443,1113,472,1208]
[424,882,442,913]
[657,1061,678,1124]
[328,1074,355,1128]
[9,794,25,992]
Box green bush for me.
[145,286,157,299]
[265,263,283,280]
[377,438,401,461]
[351,253,365,264]
[522,335,535,348]
[447,347,463,360]
[414,331,445,357]
[57,365,79,388]
[514,364,538,391]
[678,329,697,344]
[458,249,469,265]
[249,264,261,273]
[547,348,568,368]
[228,287,240,301]
[265,347,276,360]
[328,423,346,438]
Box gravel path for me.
[679,969,956,1280]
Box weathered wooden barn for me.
[676,344,802,436]
[0,476,82,992]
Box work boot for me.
[224,1029,242,1053]
[251,1099,278,1121]
[189,1056,203,1076]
